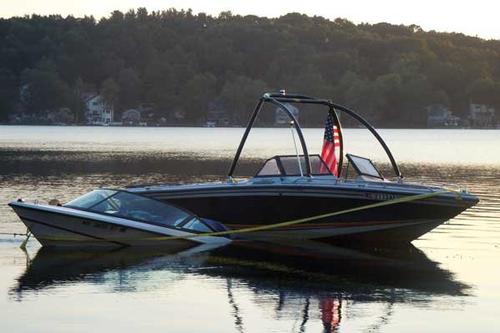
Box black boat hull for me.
[142,185,477,243]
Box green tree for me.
[70,77,86,123]
[181,72,217,121]
[117,68,141,109]
[0,69,17,121]
[2,10,500,126]
[101,77,120,110]
[20,59,72,113]
[219,75,269,124]
[466,78,499,106]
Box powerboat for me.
[9,92,479,247]
[9,192,231,248]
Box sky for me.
[1,0,499,40]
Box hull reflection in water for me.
[12,241,468,331]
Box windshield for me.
[65,189,117,208]
[256,155,333,177]
[346,154,383,179]
[65,190,191,227]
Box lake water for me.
[0,126,499,332]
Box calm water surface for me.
[0,126,499,332]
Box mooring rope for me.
[0,232,30,237]
[145,190,457,241]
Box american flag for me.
[320,113,340,176]
[319,298,342,330]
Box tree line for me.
[1,8,500,126]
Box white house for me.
[84,94,113,125]
[469,103,496,128]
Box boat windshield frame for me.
[227,92,402,179]
[64,188,217,233]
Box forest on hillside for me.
[1,8,500,126]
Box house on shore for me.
[122,109,141,126]
[46,107,74,125]
[9,107,74,125]
[469,103,496,128]
[84,94,113,125]
[206,109,231,127]
[425,104,460,128]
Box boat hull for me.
[9,202,230,248]
[139,184,478,243]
